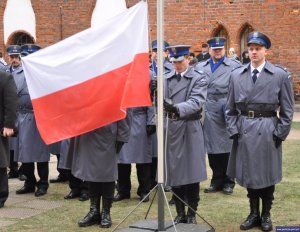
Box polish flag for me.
[22,2,151,144]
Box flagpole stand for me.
[113,183,213,232]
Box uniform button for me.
[244,130,247,134]
[258,132,261,135]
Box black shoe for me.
[240,214,261,230]
[100,210,112,228]
[16,186,35,194]
[174,215,186,224]
[139,194,149,203]
[64,190,80,199]
[222,186,233,195]
[0,202,4,208]
[8,171,19,179]
[78,211,101,227]
[35,188,47,197]
[18,174,27,181]
[186,215,197,224]
[79,192,89,201]
[113,193,130,202]
[164,186,172,192]
[50,176,68,183]
[204,185,222,193]
[261,215,273,231]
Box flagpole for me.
[157,0,165,231]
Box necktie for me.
[176,73,181,81]
[252,69,259,83]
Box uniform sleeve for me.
[225,74,239,137]
[176,74,208,118]
[274,74,294,140]
[3,74,18,128]
[116,109,132,143]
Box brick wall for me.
[1,0,299,92]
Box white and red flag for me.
[22,1,150,144]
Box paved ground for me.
[0,112,299,229]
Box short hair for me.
[189,52,195,57]
[201,43,208,48]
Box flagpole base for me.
[115,219,213,232]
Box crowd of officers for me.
[0,31,294,231]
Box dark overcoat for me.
[0,71,17,168]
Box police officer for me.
[12,44,51,197]
[114,107,154,202]
[196,37,241,195]
[226,32,294,231]
[0,67,17,208]
[71,115,131,228]
[163,45,208,224]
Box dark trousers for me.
[69,172,88,194]
[247,185,275,201]
[118,163,151,196]
[172,182,200,206]
[208,153,235,188]
[22,162,49,189]
[55,154,69,180]
[0,168,8,204]
[150,157,157,188]
[9,150,18,173]
[88,181,115,199]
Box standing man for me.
[196,37,241,194]
[163,45,207,224]
[196,37,241,195]
[114,107,155,203]
[0,69,17,208]
[72,114,131,228]
[226,32,294,231]
[196,43,210,62]
[11,44,51,197]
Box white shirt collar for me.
[251,61,265,77]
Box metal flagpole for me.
[156,0,165,231]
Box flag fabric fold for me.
[22,1,151,144]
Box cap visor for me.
[211,46,224,50]
[170,56,185,62]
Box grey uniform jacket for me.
[118,107,154,164]
[226,62,294,189]
[0,71,17,168]
[9,65,50,163]
[196,57,241,154]
[165,67,208,187]
[71,114,131,182]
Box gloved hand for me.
[273,135,282,148]
[230,133,240,145]
[150,80,157,96]
[163,100,179,114]
[146,125,156,136]
[115,141,125,154]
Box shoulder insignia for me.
[275,64,291,78]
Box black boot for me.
[173,199,186,224]
[78,197,101,227]
[186,201,198,224]
[240,198,261,230]
[261,199,273,231]
[100,198,112,228]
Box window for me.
[213,26,229,55]
[240,24,254,56]
[12,32,34,46]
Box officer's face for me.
[248,44,267,66]
[172,56,189,73]
[9,55,21,67]
[209,48,225,61]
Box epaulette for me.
[231,65,244,72]
[275,64,291,79]
[194,69,204,75]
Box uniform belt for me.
[167,112,201,121]
[241,110,276,118]
[207,93,227,100]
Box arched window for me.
[240,24,254,56]
[12,32,34,46]
[213,26,229,55]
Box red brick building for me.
[1,0,299,97]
